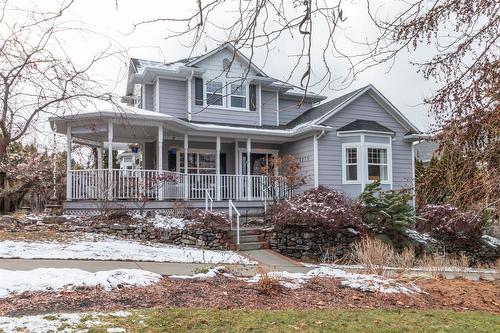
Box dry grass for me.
[256,266,280,295]
[350,237,396,275]
[349,237,493,278]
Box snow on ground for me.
[0,311,131,333]
[0,236,256,264]
[482,235,500,248]
[150,214,188,230]
[405,229,436,244]
[0,268,161,299]
[169,266,231,279]
[250,266,422,294]
[166,265,420,294]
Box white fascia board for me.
[337,130,395,137]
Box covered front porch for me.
[51,109,303,204]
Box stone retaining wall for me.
[265,225,500,264]
[264,226,362,261]
[89,223,230,250]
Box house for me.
[49,44,421,214]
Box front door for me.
[240,152,276,199]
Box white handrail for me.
[228,199,241,245]
[205,189,213,211]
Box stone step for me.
[237,241,268,251]
[229,229,262,236]
[233,234,262,243]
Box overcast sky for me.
[25,0,439,147]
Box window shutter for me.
[249,84,257,111]
[195,78,203,106]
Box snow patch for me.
[482,235,500,248]
[0,237,255,264]
[0,311,131,333]
[0,268,161,299]
[246,266,421,294]
[405,229,436,244]
[169,266,230,279]
[151,214,188,230]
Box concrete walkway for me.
[0,249,309,276]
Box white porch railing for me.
[69,169,289,201]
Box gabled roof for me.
[286,86,367,128]
[126,43,327,101]
[337,120,394,134]
[186,43,267,77]
[287,84,420,134]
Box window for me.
[206,81,223,106]
[345,147,358,181]
[229,82,246,108]
[367,148,388,181]
[179,151,216,174]
[342,141,391,185]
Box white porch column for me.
[184,134,189,200]
[246,138,251,201]
[157,126,164,200]
[234,140,239,200]
[108,122,113,201]
[97,145,103,170]
[66,126,72,201]
[215,136,221,201]
[97,143,103,199]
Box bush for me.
[270,186,363,231]
[359,181,416,233]
[185,209,231,230]
[417,204,482,240]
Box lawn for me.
[87,308,499,333]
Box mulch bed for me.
[1,277,498,316]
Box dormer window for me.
[229,82,247,109]
[206,81,223,106]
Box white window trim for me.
[176,148,217,174]
[364,143,392,186]
[202,77,251,111]
[342,143,362,184]
[341,136,393,187]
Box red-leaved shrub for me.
[185,209,231,230]
[270,186,363,231]
[417,204,482,240]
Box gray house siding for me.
[281,136,315,192]
[261,90,278,126]
[190,48,261,126]
[278,98,313,125]
[158,79,187,118]
[143,84,155,111]
[318,92,413,197]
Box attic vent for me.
[223,58,231,71]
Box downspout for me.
[313,130,326,188]
[187,70,194,121]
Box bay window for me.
[342,141,391,185]
[344,147,358,181]
[367,147,388,181]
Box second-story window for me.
[206,81,223,106]
[229,82,246,108]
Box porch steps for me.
[229,228,268,251]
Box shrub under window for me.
[270,186,363,231]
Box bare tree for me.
[133,0,499,211]
[0,0,122,160]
